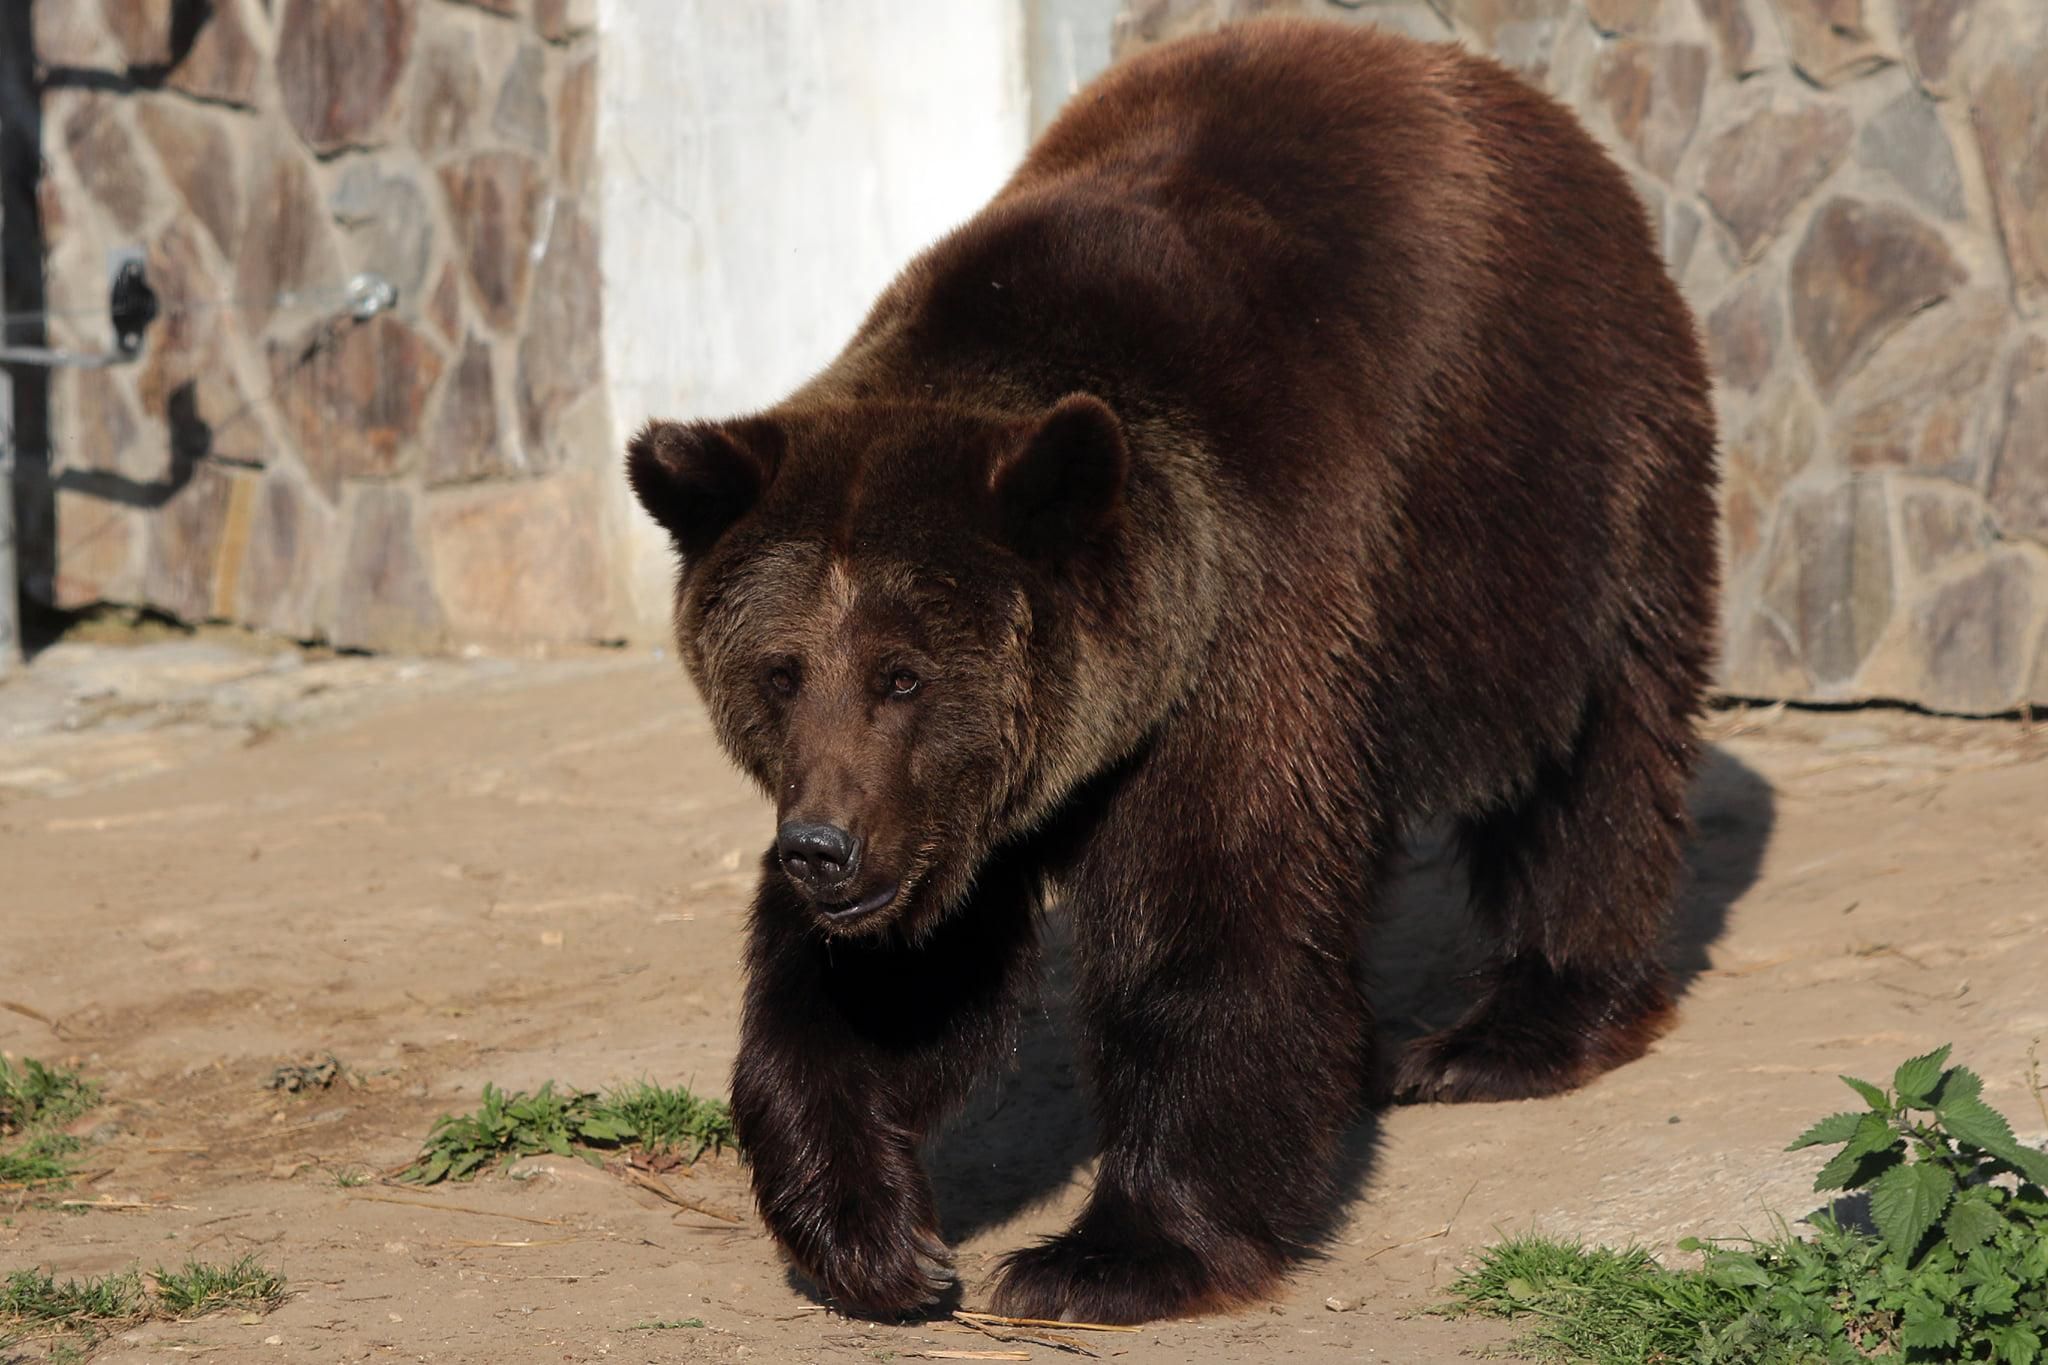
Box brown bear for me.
[626,17,1717,1325]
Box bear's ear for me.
[989,393,1127,559]
[626,417,783,559]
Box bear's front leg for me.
[991,800,1378,1323]
[731,864,1037,1317]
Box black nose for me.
[776,821,860,896]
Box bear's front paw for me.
[989,1227,1267,1325]
[775,1208,957,1318]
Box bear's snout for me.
[776,820,861,898]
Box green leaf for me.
[1813,1139,1902,1192]
[1971,1274,2020,1316]
[1900,1295,1960,1350]
[1945,1193,2007,1252]
[1787,1111,1866,1151]
[1938,1091,2026,1158]
[1813,1111,1903,1191]
[1894,1045,1953,1106]
[1841,1074,1889,1110]
[1704,1252,1772,1290]
[1991,1323,2042,1365]
[1934,1065,1984,1105]
[1870,1160,1954,1263]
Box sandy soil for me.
[3,634,2046,1364]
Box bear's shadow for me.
[921,743,1776,1247]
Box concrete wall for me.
[598,0,1033,631]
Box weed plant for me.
[1447,1045,2048,1363]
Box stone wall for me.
[1118,0,2048,714]
[25,0,619,652]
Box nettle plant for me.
[1705,1045,2048,1362]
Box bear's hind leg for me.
[1395,658,1698,1103]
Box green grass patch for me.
[0,1267,145,1330]
[0,1134,83,1187]
[401,1078,735,1184]
[1,1257,286,1351]
[628,1317,707,1330]
[1444,1044,2048,1363]
[0,1058,100,1193]
[0,1058,98,1134]
[150,1255,289,1318]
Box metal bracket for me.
[0,248,159,370]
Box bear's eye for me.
[888,669,921,699]
[766,666,799,697]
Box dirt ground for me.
[3,631,2046,1364]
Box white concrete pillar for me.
[597,0,1032,635]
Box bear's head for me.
[627,394,1139,939]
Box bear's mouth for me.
[820,882,901,924]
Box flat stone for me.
[1695,0,1760,76]
[1896,482,1996,577]
[236,461,337,641]
[1788,196,1964,396]
[331,486,446,654]
[1585,0,1662,32]
[516,205,601,465]
[1770,0,1888,86]
[1706,271,1778,393]
[54,366,150,483]
[1723,606,1812,697]
[438,151,547,332]
[1698,98,1852,259]
[137,219,272,468]
[210,464,263,621]
[1723,478,1762,568]
[428,475,611,642]
[166,0,264,106]
[492,44,550,155]
[1835,290,2006,479]
[329,161,436,305]
[1972,43,2048,317]
[428,264,464,344]
[274,314,446,496]
[555,53,597,193]
[279,0,415,154]
[135,97,241,257]
[426,338,507,485]
[1593,41,1709,180]
[1664,197,1703,275]
[1725,377,1818,502]
[234,134,344,337]
[100,0,175,67]
[1989,337,2048,543]
[1909,552,2043,714]
[410,23,482,155]
[52,491,143,610]
[1896,0,1971,92]
[1759,476,1893,685]
[35,3,121,68]
[1855,91,1964,221]
[143,462,239,624]
[535,0,596,43]
[62,97,161,235]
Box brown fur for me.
[627,19,1718,1325]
